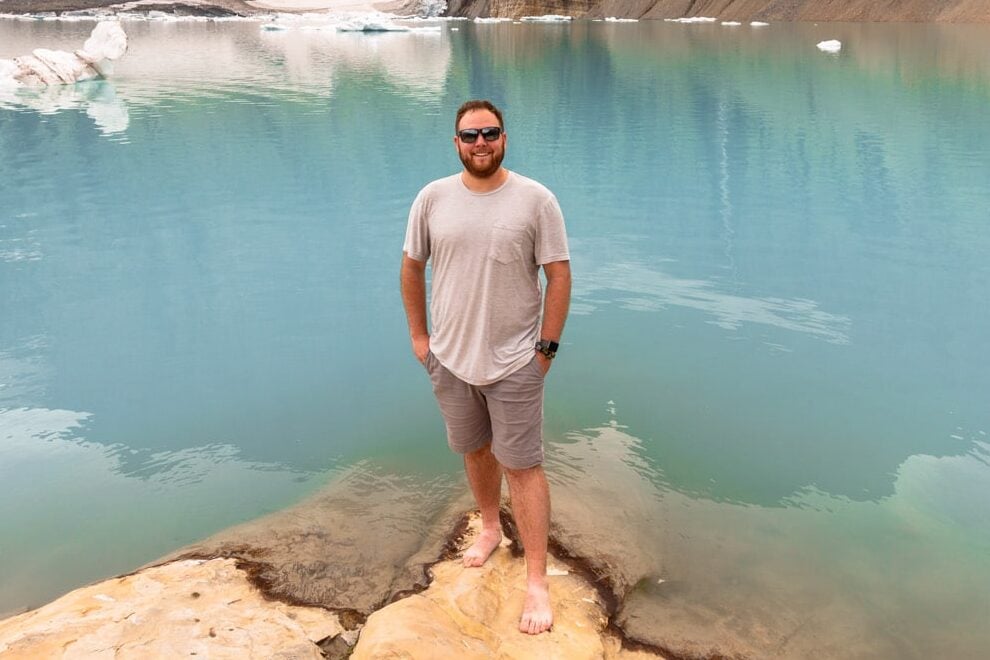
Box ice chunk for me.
[665,16,717,23]
[817,39,842,53]
[337,17,410,32]
[721,21,741,26]
[81,20,128,61]
[473,17,511,23]
[604,17,638,23]
[520,15,572,22]
[750,21,770,26]
[1,21,127,86]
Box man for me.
[400,100,571,635]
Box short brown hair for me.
[455,99,504,132]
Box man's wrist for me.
[535,339,559,360]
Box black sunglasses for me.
[457,126,503,143]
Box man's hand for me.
[413,334,430,364]
[536,351,551,375]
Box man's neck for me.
[461,167,509,193]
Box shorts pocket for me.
[488,224,528,265]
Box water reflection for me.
[0,18,451,127]
[0,80,128,134]
[575,256,851,343]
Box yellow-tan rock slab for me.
[351,514,660,659]
[0,558,342,659]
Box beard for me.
[459,146,504,178]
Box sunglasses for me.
[457,126,503,143]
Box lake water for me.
[1,15,989,658]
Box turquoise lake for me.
[1,16,989,657]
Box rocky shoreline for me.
[2,0,989,21]
[0,511,667,659]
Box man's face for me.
[455,109,506,178]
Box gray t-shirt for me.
[403,171,570,386]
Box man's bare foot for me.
[519,581,553,635]
[463,528,502,567]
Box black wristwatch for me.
[535,339,559,360]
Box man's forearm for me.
[400,256,429,339]
[540,261,571,341]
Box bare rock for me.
[0,558,342,659]
[351,514,660,659]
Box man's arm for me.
[537,259,572,373]
[400,253,430,363]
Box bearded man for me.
[400,99,571,635]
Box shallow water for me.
[2,16,989,656]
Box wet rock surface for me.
[155,461,473,615]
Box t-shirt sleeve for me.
[403,188,430,262]
[535,194,570,265]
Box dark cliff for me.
[443,0,990,22]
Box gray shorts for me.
[424,352,545,470]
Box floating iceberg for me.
[721,21,741,26]
[260,22,289,31]
[473,17,512,23]
[816,39,842,53]
[0,21,128,86]
[520,15,572,22]
[604,17,638,23]
[337,17,410,32]
[750,21,770,26]
[665,16,717,23]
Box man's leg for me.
[504,464,552,635]
[462,443,503,567]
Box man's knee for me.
[464,442,494,459]
[503,463,544,480]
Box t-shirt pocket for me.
[487,224,528,265]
